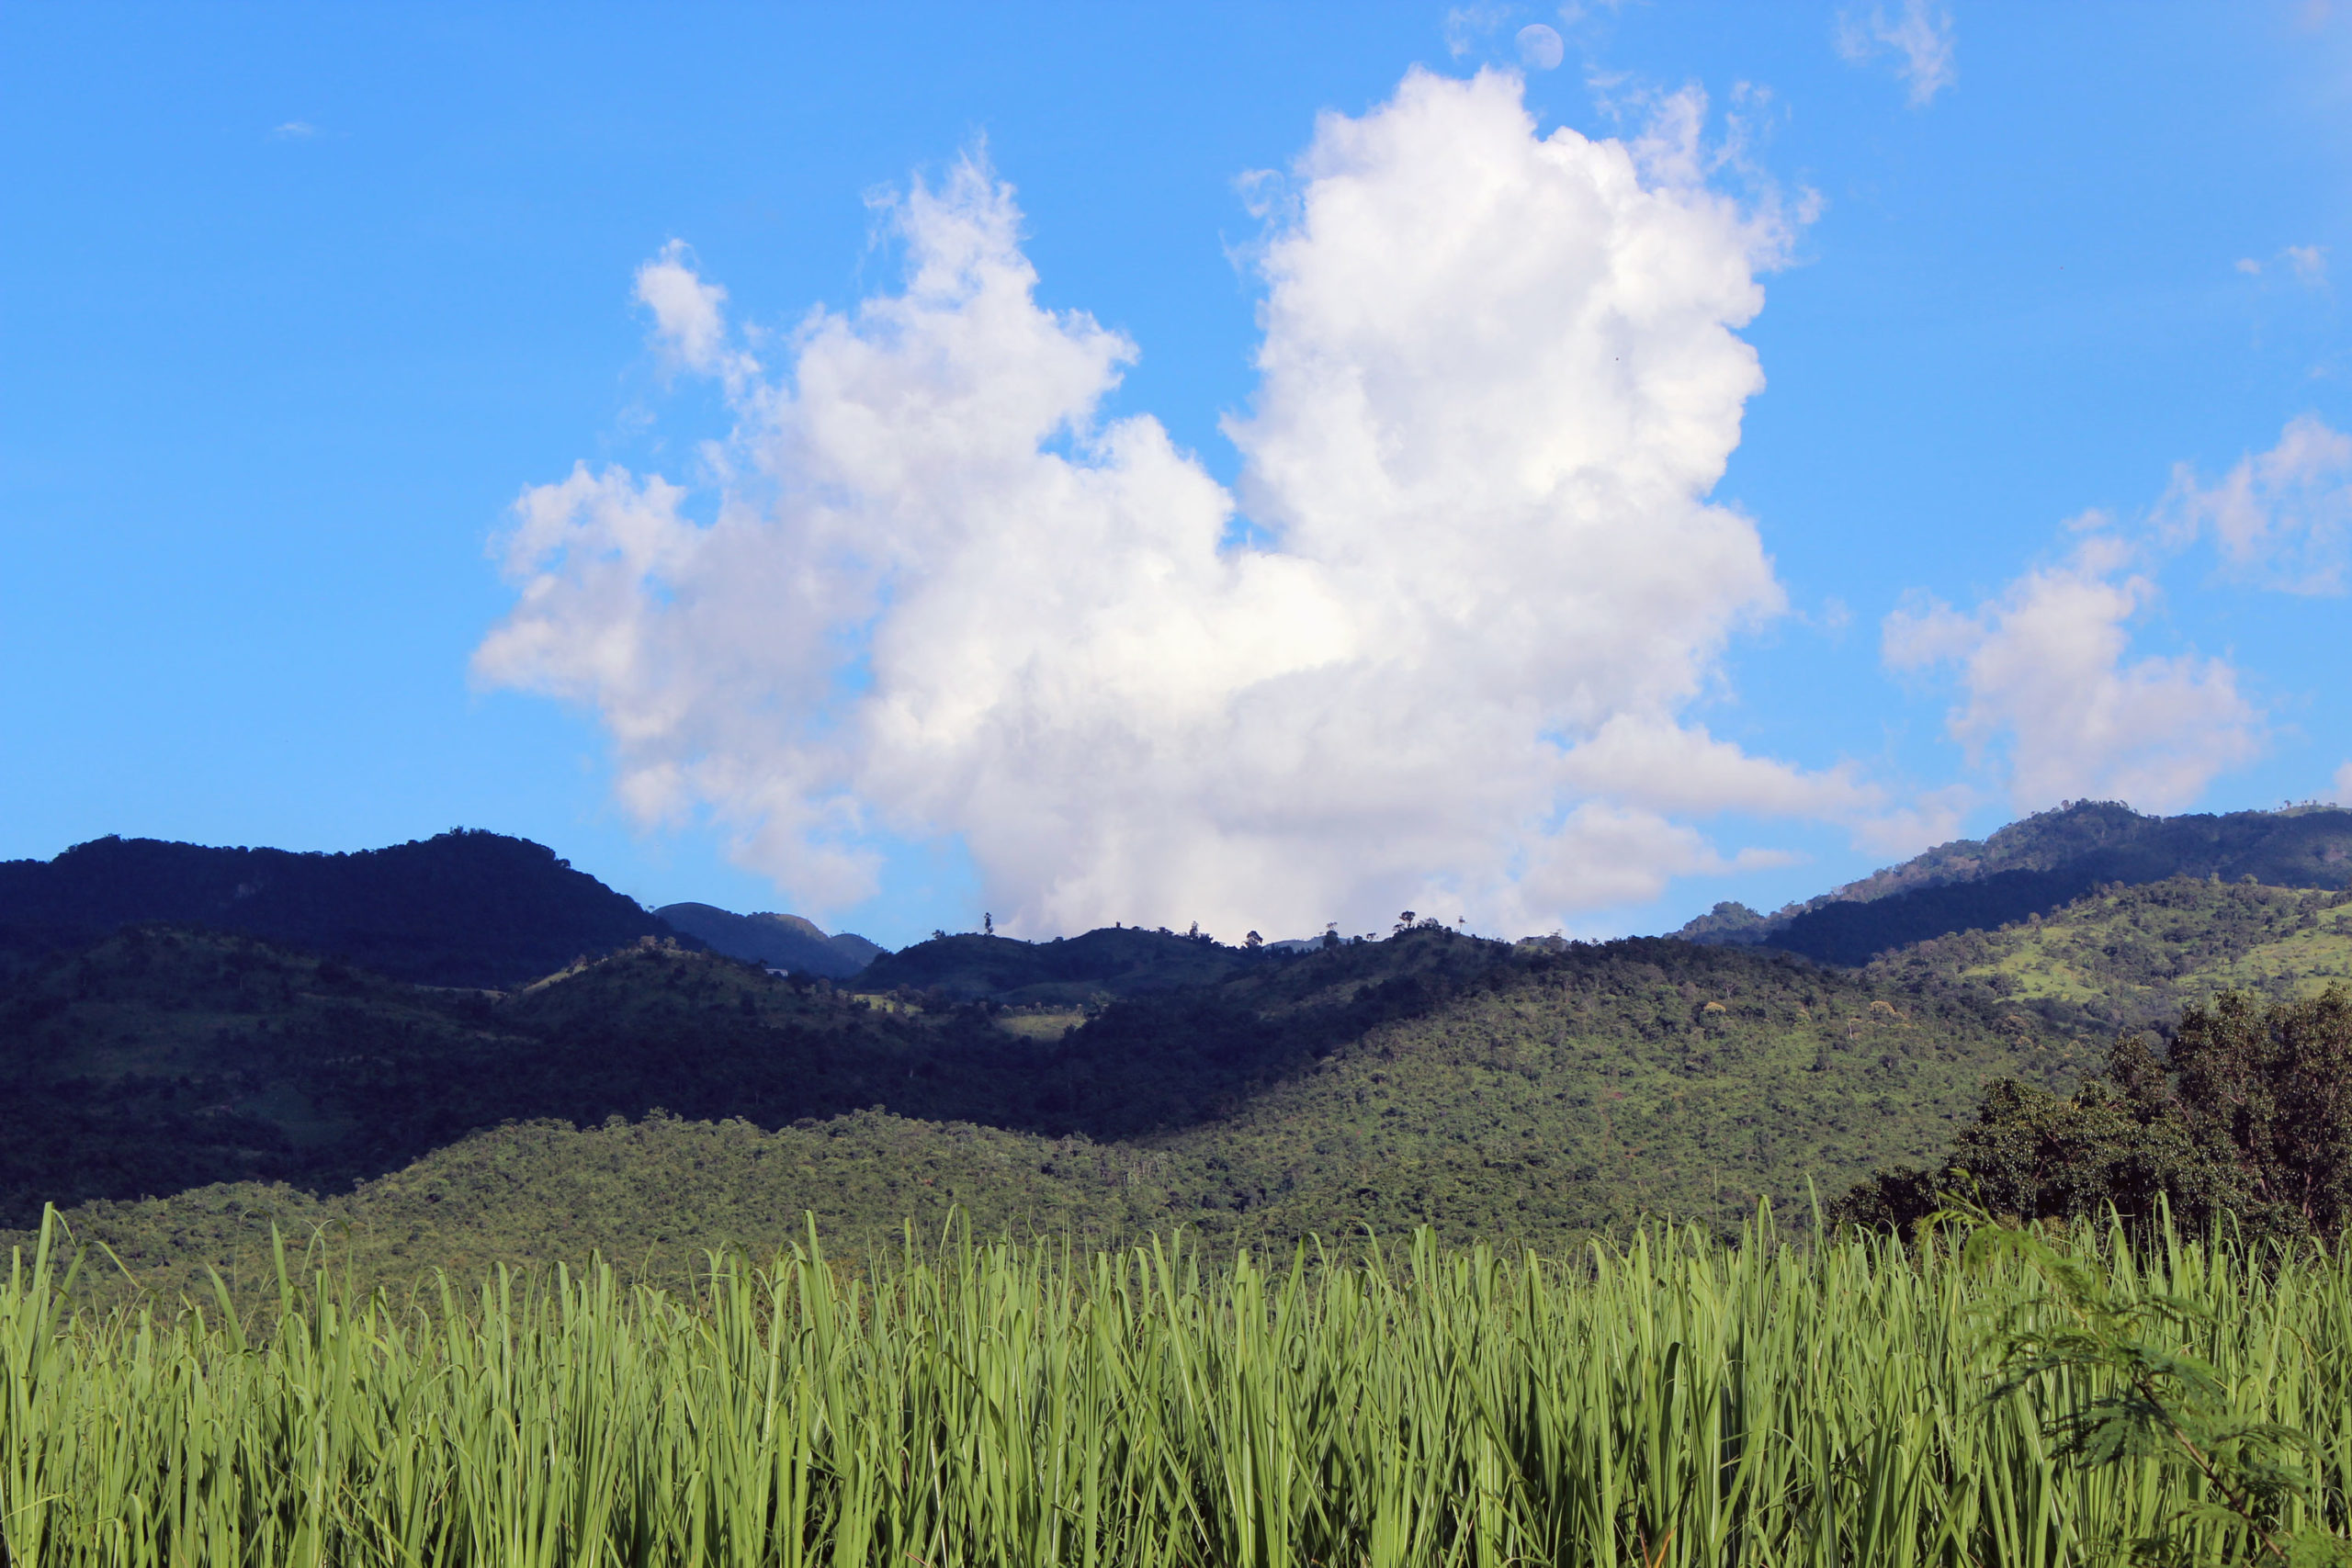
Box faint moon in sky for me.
[1515,24,1565,71]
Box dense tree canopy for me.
[1838,987,2352,1238]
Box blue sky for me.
[4,3,2347,947]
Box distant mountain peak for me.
[0,829,670,987]
[652,902,882,979]
[1677,801,2352,967]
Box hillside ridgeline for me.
[1682,801,2352,965]
[0,829,676,987]
[1863,875,2352,1035]
[855,924,1271,1002]
[652,902,883,978]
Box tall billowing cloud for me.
[1883,535,2259,814]
[478,68,1876,937]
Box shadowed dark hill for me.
[0,829,673,987]
[1685,803,2352,967]
[856,925,1264,1003]
[0,928,955,1225]
[654,902,883,979]
[1770,866,2121,967]
[0,925,1346,1225]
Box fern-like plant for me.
[1952,1205,2349,1565]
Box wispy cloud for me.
[1442,4,1510,59]
[1835,0,1957,107]
[2155,413,2352,594]
[2236,245,2331,287]
[1882,417,2352,813]
[269,120,316,141]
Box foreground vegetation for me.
[6,1210,2351,1566]
[1840,984,2352,1241]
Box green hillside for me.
[21,1112,1162,1306]
[9,928,2093,1303]
[0,926,975,1225]
[0,925,507,1222]
[1144,935,2091,1241]
[1863,876,2352,1032]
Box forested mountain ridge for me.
[0,921,1440,1227]
[6,923,2090,1294]
[854,924,1267,1002]
[1125,931,2092,1241]
[19,805,2352,1299]
[1680,802,2352,966]
[0,928,968,1226]
[0,829,678,987]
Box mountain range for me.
[0,830,673,987]
[1678,801,2352,965]
[0,829,884,987]
[9,799,2352,1301]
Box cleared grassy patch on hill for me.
[1866,877,2352,1033]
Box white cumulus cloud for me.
[479,68,1887,938]
[2155,413,2352,594]
[634,240,757,386]
[1835,0,1957,107]
[1883,536,2260,815]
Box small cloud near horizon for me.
[270,121,317,141]
[1883,532,2261,816]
